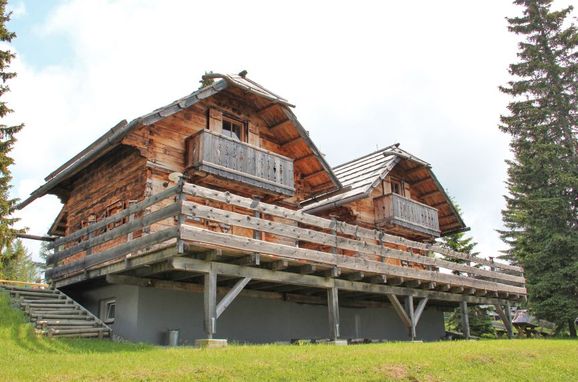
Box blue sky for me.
[8,1,71,69]
[5,0,576,261]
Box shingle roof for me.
[18,73,336,209]
[302,145,427,212]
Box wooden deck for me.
[45,181,526,304]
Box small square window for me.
[100,298,116,324]
[222,118,245,142]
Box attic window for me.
[222,117,246,142]
[391,180,402,195]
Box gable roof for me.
[17,73,340,209]
[301,145,467,236]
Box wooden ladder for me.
[0,284,112,338]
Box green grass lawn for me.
[0,293,576,382]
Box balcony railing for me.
[185,130,295,196]
[45,182,526,300]
[374,193,440,237]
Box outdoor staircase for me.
[1,285,112,338]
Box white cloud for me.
[7,0,576,261]
[7,1,26,19]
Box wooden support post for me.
[460,301,471,339]
[327,286,340,340]
[505,301,513,339]
[495,303,514,339]
[405,295,416,341]
[204,271,217,339]
[387,294,411,330]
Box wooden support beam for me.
[387,294,411,329]
[404,280,421,288]
[281,136,303,148]
[204,271,217,339]
[405,166,426,178]
[327,286,340,340]
[438,284,451,292]
[303,170,327,182]
[412,178,432,189]
[346,272,364,281]
[171,258,514,305]
[424,282,436,290]
[420,190,440,199]
[216,277,251,318]
[324,267,341,278]
[300,264,316,275]
[268,119,292,132]
[294,153,316,165]
[414,297,429,325]
[201,250,223,262]
[368,275,387,284]
[460,301,471,339]
[235,253,260,266]
[388,277,404,286]
[269,260,289,271]
[451,286,465,293]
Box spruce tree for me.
[0,0,23,251]
[499,0,578,337]
[0,239,37,282]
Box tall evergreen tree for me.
[0,0,23,251]
[499,0,578,337]
[0,239,37,282]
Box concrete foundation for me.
[66,283,446,345]
[195,339,228,348]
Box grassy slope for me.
[0,293,576,382]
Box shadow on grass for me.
[0,292,154,355]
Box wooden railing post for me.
[177,178,185,254]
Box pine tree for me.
[499,0,578,337]
[0,0,23,251]
[0,239,37,282]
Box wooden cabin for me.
[303,145,465,240]
[301,146,466,270]
[18,73,525,345]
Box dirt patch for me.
[379,364,409,380]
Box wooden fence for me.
[45,182,526,298]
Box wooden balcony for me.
[185,130,295,196]
[374,193,441,237]
[45,182,526,306]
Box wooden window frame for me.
[221,114,248,143]
[99,297,116,324]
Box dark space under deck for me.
[60,245,516,344]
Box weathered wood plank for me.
[48,203,180,265]
[182,183,524,274]
[49,185,179,250]
[215,277,251,318]
[181,202,524,286]
[179,225,525,294]
[47,227,179,280]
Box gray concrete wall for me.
[72,284,445,345]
